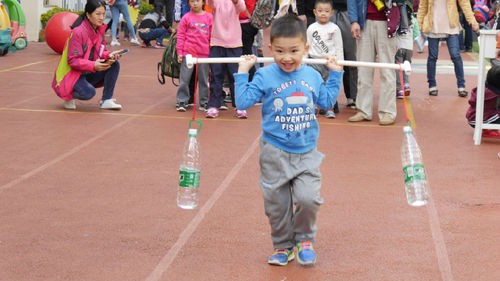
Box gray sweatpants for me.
[259,138,325,249]
[176,58,209,107]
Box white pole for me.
[184,54,412,74]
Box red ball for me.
[45,12,79,54]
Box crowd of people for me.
[53,0,499,119]
[51,0,500,267]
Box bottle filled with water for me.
[177,128,201,209]
[401,126,430,207]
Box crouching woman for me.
[52,0,125,110]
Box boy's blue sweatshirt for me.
[235,63,343,154]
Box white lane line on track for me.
[427,196,454,281]
[0,58,58,72]
[409,102,453,280]
[0,97,170,193]
[144,136,260,281]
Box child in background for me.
[205,0,247,119]
[137,8,170,48]
[307,0,343,118]
[175,0,213,111]
[466,65,500,138]
[395,1,414,99]
[239,0,259,80]
[253,29,264,70]
[234,14,343,266]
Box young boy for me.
[234,14,343,266]
[394,1,415,99]
[307,0,343,118]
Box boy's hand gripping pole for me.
[184,54,412,74]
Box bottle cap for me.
[403,126,412,133]
[188,128,198,136]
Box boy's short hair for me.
[486,65,500,94]
[315,0,333,8]
[270,14,307,43]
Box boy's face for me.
[189,0,203,12]
[313,3,333,24]
[269,36,309,73]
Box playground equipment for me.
[45,11,78,54]
[0,0,11,56]
[4,0,26,50]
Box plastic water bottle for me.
[177,128,201,209]
[401,126,430,207]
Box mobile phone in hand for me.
[116,49,129,55]
[103,49,128,63]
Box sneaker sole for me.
[268,253,295,266]
[100,107,122,110]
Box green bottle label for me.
[179,169,200,188]
[403,164,426,183]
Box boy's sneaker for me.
[296,241,316,266]
[176,102,187,112]
[99,99,122,110]
[404,84,411,96]
[396,90,404,99]
[346,98,356,109]
[235,109,248,119]
[219,103,229,110]
[205,107,219,118]
[198,104,207,112]
[141,41,151,48]
[325,110,336,118]
[110,39,120,46]
[268,248,295,266]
